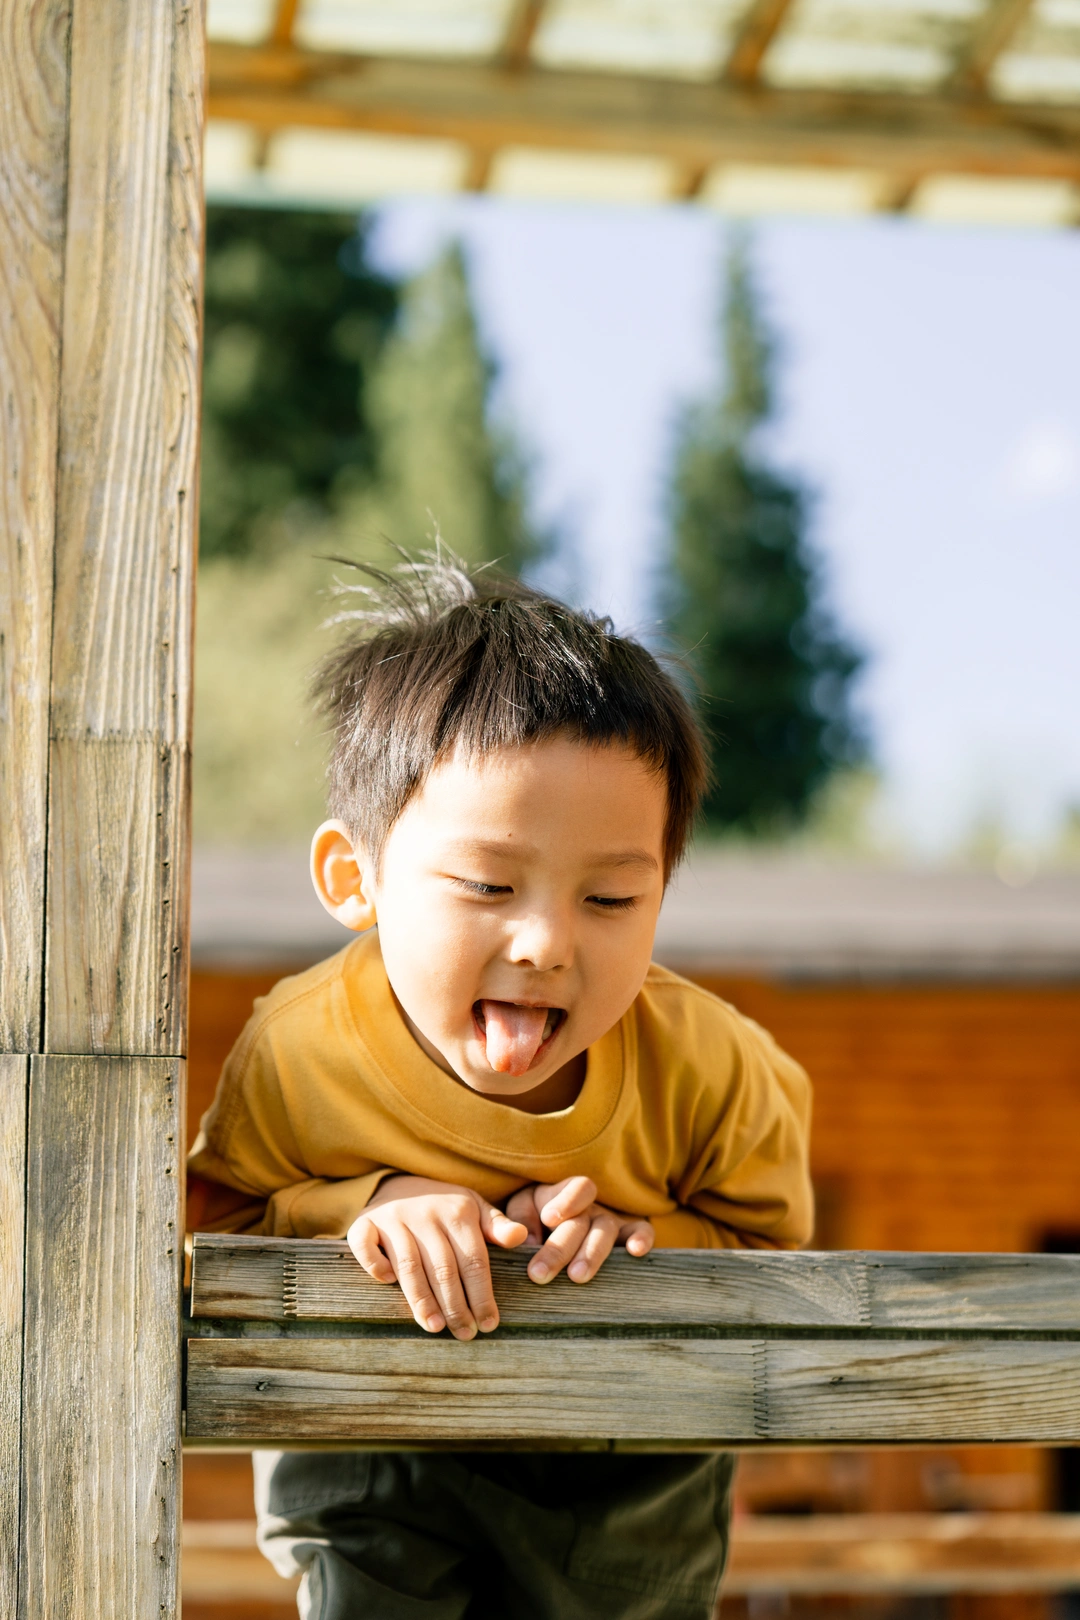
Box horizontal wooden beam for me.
[177,1514,1080,1600]
[185,1333,1080,1446]
[727,1513,1080,1595]
[190,1236,1080,1333]
[206,44,1080,183]
[186,1242,1080,1447]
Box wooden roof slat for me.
[207,44,1080,183]
[951,0,1039,95]
[500,0,548,71]
[725,0,798,86]
[271,0,301,50]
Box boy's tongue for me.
[480,1001,549,1075]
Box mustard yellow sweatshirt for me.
[188,931,813,1249]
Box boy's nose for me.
[506,909,574,972]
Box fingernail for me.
[425,1314,444,1332]
[454,1324,477,1341]
[530,1261,549,1282]
[480,1315,498,1332]
[569,1260,588,1282]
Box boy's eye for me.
[586,894,638,911]
[454,878,513,898]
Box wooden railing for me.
[185,1237,1080,1448]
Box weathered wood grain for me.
[0,0,69,1052]
[46,737,188,1053]
[43,0,202,1058]
[0,1057,27,1616]
[867,1252,1080,1331]
[190,1236,1080,1334]
[185,1337,759,1444]
[184,1333,1080,1447]
[763,1339,1080,1443]
[20,1055,184,1619]
[726,1513,1080,1595]
[191,1236,866,1326]
[16,0,203,1608]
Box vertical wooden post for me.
[0,1,203,1614]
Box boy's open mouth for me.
[473,1001,566,1076]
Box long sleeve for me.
[187,968,398,1236]
[658,998,814,1251]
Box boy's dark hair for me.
[313,554,708,878]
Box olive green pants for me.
[254,1450,735,1620]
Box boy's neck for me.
[489,1051,588,1115]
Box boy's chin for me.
[458,1064,553,1098]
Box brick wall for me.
[690,975,1080,1255]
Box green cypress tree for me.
[345,241,544,575]
[199,206,398,559]
[665,232,865,833]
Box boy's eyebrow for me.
[598,849,661,872]
[445,839,659,872]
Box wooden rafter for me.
[463,147,496,191]
[725,0,797,85]
[271,0,301,49]
[670,161,711,201]
[500,0,548,71]
[207,43,1080,183]
[951,0,1038,95]
[876,173,922,213]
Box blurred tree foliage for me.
[193,549,332,844]
[195,216,544,845]
[199,206,398,559]
[342,241,545,575]
[665,232,866,834]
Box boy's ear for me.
[310,820,377,933]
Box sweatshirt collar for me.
[340,932,628,1161]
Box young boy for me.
[188,558,812,1620]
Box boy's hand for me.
[348,1175,528,1340]
[505,1176,654,1285]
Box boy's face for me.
[313,736,668,1099]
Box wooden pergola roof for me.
[207,0,1080,223]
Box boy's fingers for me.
[477,1196,530,1251]
[347,1218,397,1285]
[447,1224,500,1334]
[567,1210,621,1284]
[382,1228,448,1336]
[620,1219,655,1258]
[537,1175,597,1229]
[504,1187,544,1245]
[527,1213,591,1284]
[415,1227,480,1341]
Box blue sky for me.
[370,200,1080,854]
